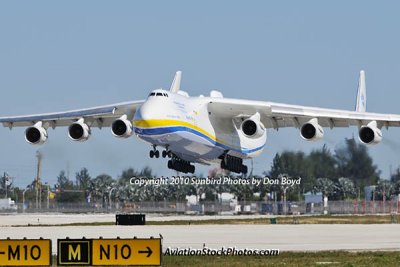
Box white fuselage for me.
[132,89,266,165]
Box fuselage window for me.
[156,93,163,96]
[149,92,156,97]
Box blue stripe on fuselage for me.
[134,126,264,154]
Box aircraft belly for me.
[136,131,224,163]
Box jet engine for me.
[25,122,48,145]
[68,118,90,141]
[240,112,265,138]
[359,121,382,145]
[300,118,324,141]
[111,115,133,138]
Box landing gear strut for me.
[167,155,195,174]
[220,153,248,174]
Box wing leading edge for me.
[208,71,400,130]
[208,98,400,129]
[0,100,144,128]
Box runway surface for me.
[0,213,272,226]
[2,224,400,253]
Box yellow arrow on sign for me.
[138,246,152,257]
[92,238,161,266]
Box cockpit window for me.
[149,92,168,97]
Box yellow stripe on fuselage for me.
[133,119,219,143]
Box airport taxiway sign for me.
[92,238,162,266]
[57,239,92,266]
[0,239,51,266]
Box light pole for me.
[13,188,18,203]
[3,172,9,199]
[35,151,42,210]
[22,187,29,213]
[279,174,298,215]
[4,175,7,199]
[45,183,50,210]
[109,187,116,210]
[282,186,288,215]
[279,175,290,215]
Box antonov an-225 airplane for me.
[0,70,398,174]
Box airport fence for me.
[7,199,400,215]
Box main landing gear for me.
[167,155,195,174]
[149,145,195,173]
[220,153,248,174]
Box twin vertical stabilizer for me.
[170,71,182,93]
[355,70,366,112]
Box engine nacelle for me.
[25,122,47,145]
[240,112,265,138]
[300,118,324,141]
[359,121,382,145]
[111,115,133,138]
[68,118,90,141]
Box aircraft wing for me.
[0,100,144,128]
[207,98,400,129]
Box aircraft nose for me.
[134,102,153,126]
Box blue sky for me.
[0,1,400,187]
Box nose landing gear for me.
[149,145,172,159]
[149,145,160,158]
[162,146,172,158]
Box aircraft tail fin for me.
[170,71,182,93]
[355,70,366,112]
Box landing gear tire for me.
[163,146,172,158]
[220,153,248,174]
[154,150,160,158]
[220,160,226,169]
[149,150,154,158]
[241,165,248,174]
[189,165,195,173]
[167,156,195,174]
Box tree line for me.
[1,137,399,204]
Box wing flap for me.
[208,99,272,127]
